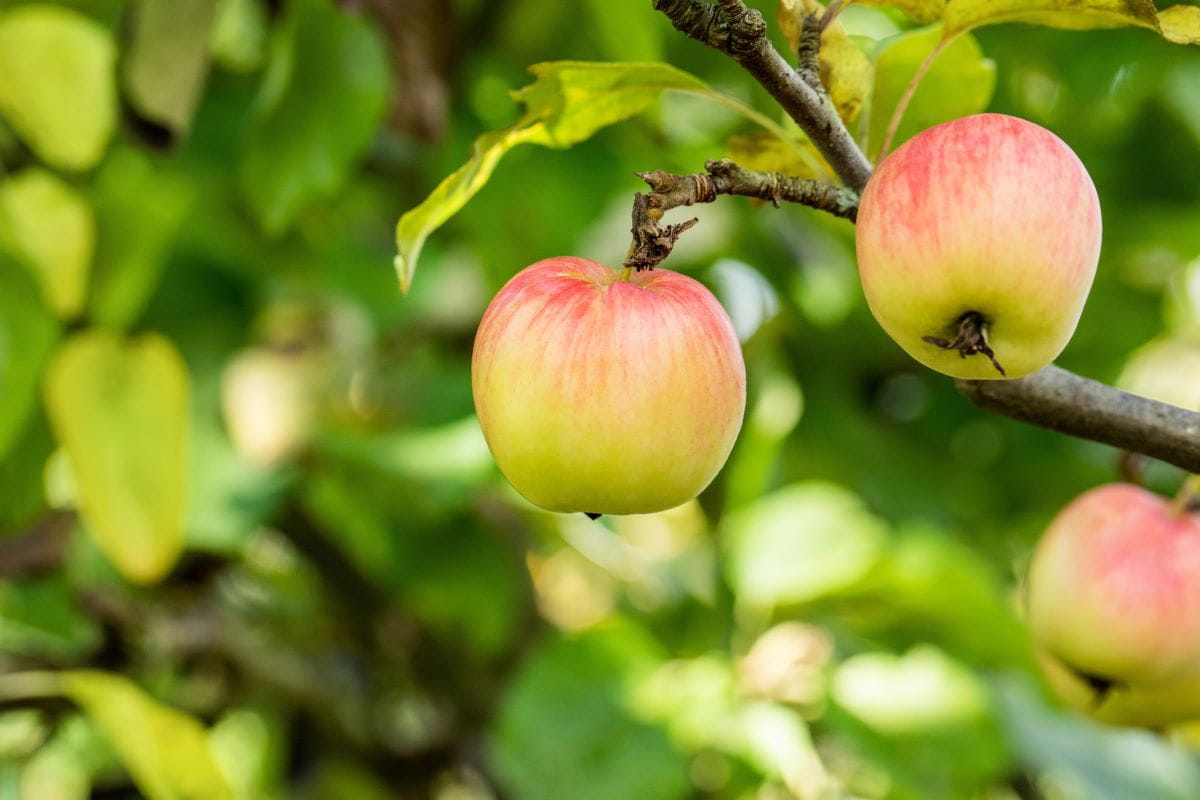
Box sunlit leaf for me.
[211,0,268,72]
[43,330,189,583]
[60,671,237,800]
[240,0,389,235]
[395,61,826,292]
[0,260,57,464]
[0,169,93,319]
[1159,5,1200,44]
[722,482,889,609]
[123,0,217,138]
[943,0,1157,35]
[778,0,873,123]
[856,0,947,23]
[0,5,117,170]
[867,25,995,160]
[1117,335,1200,411]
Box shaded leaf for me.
[0,169,93,319]
[395,61,824,292]
[122,0,217,138]
[60,671,237,800]
[0,575,101,661]
[778,0,873,122]
[725,131,827,179]
[43,331,189,583]
[722,482,889,609]
[240,0,389,235]
[0,5,117,170]
[867,25,996,160]
[0,260,58,464]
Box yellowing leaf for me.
[0,169,94,319]
[726,132,827,179]
[856,0,947,23]
[44,331,189,583]
[943,0,1158,36]
[0,6,117,170]
[60,671,237,800]
[1160,4,1200,44]
[867,25,996,160]
[123,0,217,137]
[778,0,873,123]
[395,61,827,292]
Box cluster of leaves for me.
[1,0,1200,798]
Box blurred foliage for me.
[0,0,1199,798]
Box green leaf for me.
[943,0,1158,36]
[778,0,873,123]
[0,169,94,319]
[239,0,388,235]
[489,623,689,800]
[59,671,237,800]
[0,5,117,170]
[867,25,996,160]
[88,148,190,329]
[210,0,268,72]
[1159,5,1200,44]
[722,482,889,610]
[0,259,57,463]
[122,0,217,138]
[0,575,101,661]
[395,60,822,292]
[856,0,947,23]
[43,330,189,584]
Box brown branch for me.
[625,159,859,269]
[957,366,1200,474]
[653,0,872,192]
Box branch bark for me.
[957,367,1200,474]
[625,159,859,269]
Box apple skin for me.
[855,113,1102,379]
[1037,649,1200,729]
[471,257,746,515]
[1027,483,1200,688]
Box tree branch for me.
[625,158,858,269]
[653,0,872,192]
[957,366,1200,474]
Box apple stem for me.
[922,312,1007,377]
[1171,474,1200,516]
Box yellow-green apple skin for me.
[1027,483,1200,688]
[1038,649,1200,729]
[471,257,746,515]
[855,113,1102,379]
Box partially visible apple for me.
[1027,483,1200,688]
[472,257,745,515]
[855,113,1102,379]
[1038,648,1200,729]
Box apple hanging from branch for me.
[855,113,1103,379]
[472,257,746,516]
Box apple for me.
[1026,483,1200,689]
[471,257,746,515]
[1037,648,1200,729]
[855,113,1102,379]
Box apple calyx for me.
[921,311,1007,377]
[585,512,602,520]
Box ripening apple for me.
[1026,483,1200,689]
[1037,648,1200,729]
[471,257,746,516]
[856,113,1102,379]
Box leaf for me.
[867,25,996,160]
[239,0,388,235]
[0,259,58,463]
[489,623,689,800]
[60,671,237,800]
[43,330,189,584]
[1159,5,1200,44]
[856,0,947,23]
[395,61,823,292]
[943,0,1158,35]
[725,131,827,179]
[0,5,117,170]
[0,576,102,661]
[0,169,94,319]
[778,0,873,123]
[722,482,889,609]
[88,148,190,329]
[122,0,217,138]
[210,0,268,72]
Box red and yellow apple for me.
[1027,483,1200,691]
[856,113,1102,379]
[471,257,745,515]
